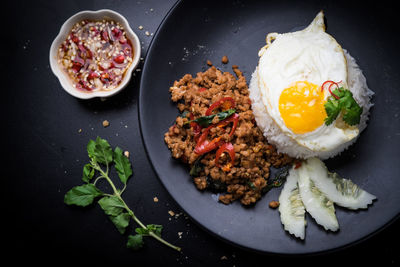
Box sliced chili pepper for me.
[88,71,99,79]
[114,55,125,64]
[101,30,109,42]
[119,36,127,44]
[112,27,122,39]
[71,62,83,73]
[189,113,202,142]
[321,80,342,100]
[70,33,79,44]
[78,44,92,60]
[215,142,235,171]
[71,56,85,73]
[205,97,236,116]
[194,135,223,155]
[198,87,207,92]
[77,80,92,91]
[294,160,302,169]
[194,113,239,155]
[216,113,239,138]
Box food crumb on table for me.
[102,120,110,127]
[221,55,229,64]
[269,200,280,209]
[124,151,130,158]
[220,256,228,260]
[138,25,143,30]
[207,59,213,66]
[168,210,175,216]
[153,196,159,202]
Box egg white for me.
[257,11,359,152]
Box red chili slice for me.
[189,113,202,142]
[194,135,223,155]
[321,80,341,100]
[114,55,125,64]
[216,113,239,138]
[78,45,92,60]
[70,33,79,44]
[101,30,109,42]
[112,27,122,39]
[193,113,239,155]
[205,97,236,116]
[198,87,207,92]
[215,142,235,171]
[77,80,92,91]
[88,71,99,79]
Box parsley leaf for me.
[324,98,340,125]
[324,88,362,126]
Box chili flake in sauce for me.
[58,19,134,92]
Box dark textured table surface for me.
[5,0,399,265]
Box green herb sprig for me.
[185,108,236,127]
[64,137,181,252]
[324,88,363,126]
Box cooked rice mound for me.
[249,50,374,159]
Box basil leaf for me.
[87,139,96,160]
[135,227,150,235]
[64,184,103,207]
[127,234,144,250]
[189,155,205,176]
[147,224,163,237]
[179,110,190,118]
[98,196,126,216]
[262,165,290,194]
[113,147,133,184]
[110,212,130,234]
[82,163,95,183]
[188,109,236,128]
[88,137,113,165]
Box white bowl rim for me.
[49,9,141,99]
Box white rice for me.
[249,50,374,159]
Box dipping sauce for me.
[57,19,134,92]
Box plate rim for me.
[138,0,400,255]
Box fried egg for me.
[257,11,359,152]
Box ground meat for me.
[164,66,293,205]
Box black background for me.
[4,0,399,265]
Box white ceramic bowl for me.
[49,9,141,99]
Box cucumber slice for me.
[278,167,306,239]
[298,164,339,232]
[305,157,376,210]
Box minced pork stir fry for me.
[164,65,293,205]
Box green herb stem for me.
[97,162,181,252]
[66,137,181,252]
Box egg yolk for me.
[279,81,327,134]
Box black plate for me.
[139,0,400,254]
